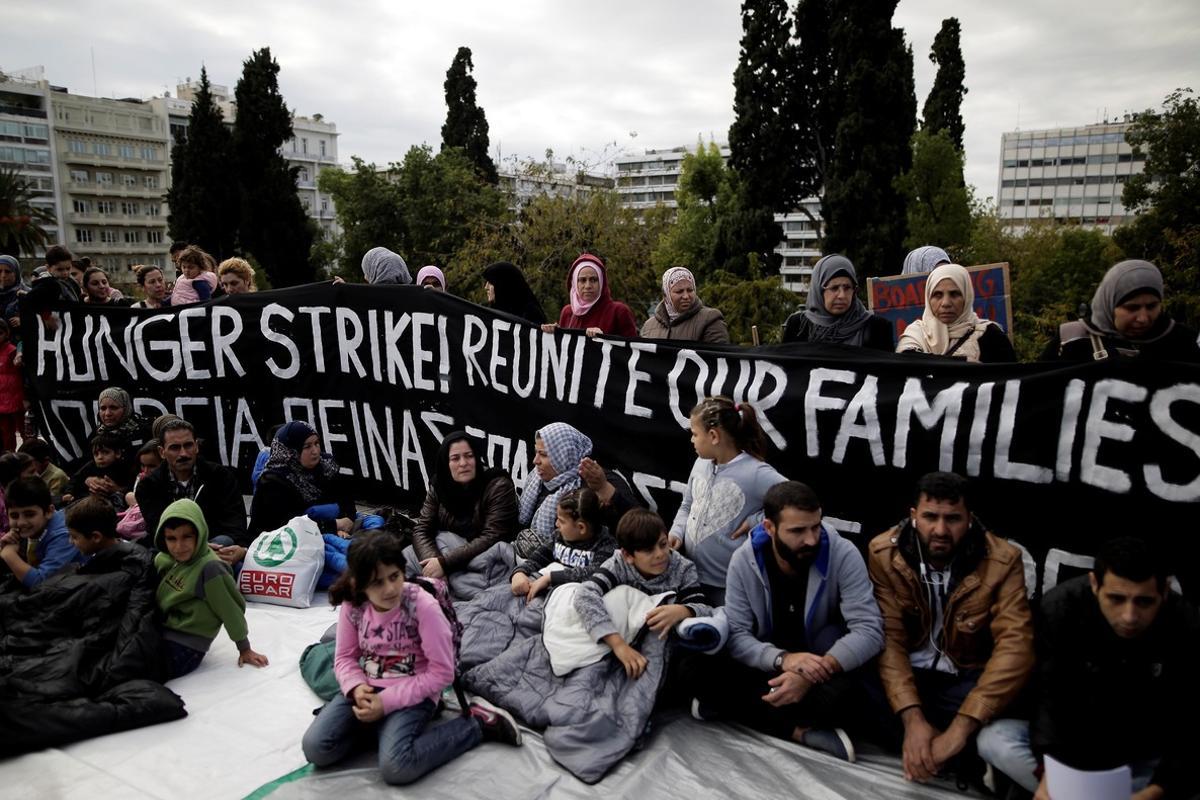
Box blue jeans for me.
[164,640,207,679]
[977,718,1160,794]
[302,694,482,786]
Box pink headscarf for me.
[416,265,446,291]
[569,257,605,317]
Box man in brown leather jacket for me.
[867,472,1033,784]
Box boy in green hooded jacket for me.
[154,498,269,678]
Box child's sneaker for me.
[800,728,856,762]
[468,697,522,746]
[690,696,720,722]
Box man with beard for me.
[867,471,1033,785]
[135,419,249,556]
[689,481,883,761]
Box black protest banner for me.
[24,284,1200,579]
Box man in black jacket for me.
[977,537,1199,799]
[135,419,248,555]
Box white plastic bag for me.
[238,515,326,608]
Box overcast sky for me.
[6,1,1199,200]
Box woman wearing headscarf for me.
[1041,259,1200,362]
[416,265,447,292]
[897,263,1016,363]
[640,267,730,343]
[901,245,952,276]
[248,420,356,537]
[782,254,894,349]
[408,431,519,582]
[360,247,412,286]
[514,422,640,557]
[96,386,151,455]
[547,253,637,338]
[483,261,545,325]
[0,255,29,331]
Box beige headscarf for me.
[897,264,993,362]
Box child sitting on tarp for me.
[302,531,522,785]
[116,440,162,542]
[61,432,131,510]
[154,498,269,678]
[574,508,713,679]
[510,487,616,602]
[0,477,87,588]
[17,438,71,504]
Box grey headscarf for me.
[901,246,952,275]
[1089,260,1164,337]
[361,247,412,286]
[804,254,873,345]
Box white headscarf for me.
[897,263,993,362]
[661,267,696,321]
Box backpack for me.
[346,576,470,716]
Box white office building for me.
[996,120,1145,234]
[0,68,64,262]
[614,144,823,293]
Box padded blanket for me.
[404,531,515,601]
[458,582,668,783]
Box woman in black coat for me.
[248,421,356,538]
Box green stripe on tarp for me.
[242,764,314,800]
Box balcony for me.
[73,241,166,255]
[61,151,168,171]
[0,104,47,118]
[68,181,165,198]
[67,211,167,227]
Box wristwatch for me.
[773,653,785,671]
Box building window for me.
[124,230,142,244]
[301,138,308,154]
[291,140,296,153]
[298,168,309,183]
[122,175,138,187]
[69,140,88,154]
[121,201,139,215]
[320,140,326,157]
[321,199,328,212]
[146,203,160,217]
[142,146,157,160]
[97,200,115,214]
[95,143,112,156]
[148,230,163,244]
[144,175,159,189]
[119,145,135,158]
[97,172,113,185]
[75,228,94,243]
[72,199,90,213]
[100,230,119,244]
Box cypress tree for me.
[921,17,967,152]
[166,67,239,261]
[822,0,916,277]
[232,47,315,286]
[442,47,498,184]
[728,0,793,210]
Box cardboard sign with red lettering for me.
[867,262,1013,341]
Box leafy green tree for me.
[823,3,917,277]
[701,254,798,345]
[317,157,406,280]
[895,129,972,252]
[786,0,837,235]
[233,47,315,286]
[1115,88,1200,328]
[921,18,967,151]
[166,67,239,261]
[450,191,673,323]
[0,165,55,257]
[442,47,498,184]
[650,140,726,279]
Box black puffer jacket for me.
[0,542,187,753]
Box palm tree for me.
[0,165,56,257]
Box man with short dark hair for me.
[134,419,248,556]
[691,481,884,762]
[979,537,1198,800]
[868,471,1033,784]
[27,245,82,303]
[169,241,188,274]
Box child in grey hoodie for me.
[574,509,712,679]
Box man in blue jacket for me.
[690,481,884,762]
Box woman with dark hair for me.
[131,264,170,309]
[782,254,894,349]
[81,266,130,306]
[546,253,637,337]
[483,261,545,325]
[409,431,519,582]
[1041,259,1200,362]
[249,420,357,539]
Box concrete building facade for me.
[996,121,1145,234]
[0,69,62,260]
[498,163,614,211]
[613,144,823,293]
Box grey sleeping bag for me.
[458,583,669,784]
